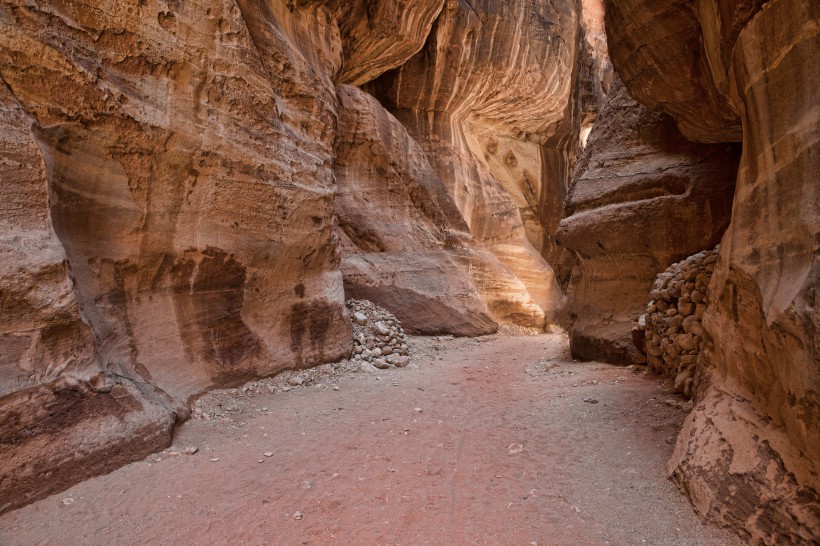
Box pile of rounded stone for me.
[347,300,411,370]
[638,246,720,399]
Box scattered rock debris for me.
[638,246,719,400]
[347,300,411,370]
[191,300,419,424]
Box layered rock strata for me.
[0,0,358,512]
[332,0,446,86]
[333,84,497,336]
[605,0,819,542]
[639,247,719,399]
[369,0,582,326]
[604,0,742,142]
[0,0,588,512]
[557,78,738,364]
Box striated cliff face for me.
[0,0,357,512]
[0,0,584,511]
[369,0,583,326]
[1,0,816,540]
[604,0,819,542]
[333,84,498,336]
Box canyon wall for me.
[0,0,581,511]
[333,83,498,336]
[604,0,819,542]
[558,78,738,364]
[2,0,816,540]
[368,0,584,326]
[0,0,357,512]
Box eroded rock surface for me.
[604,0,743,142]
[558,78,737,364]
[605,0,820,542]
[0,0,585,512]
[332,0,446,86]
[1,0,816,540]
[0,0,355,511]
[333,84,497,336]
[369,0,581,326]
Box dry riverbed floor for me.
[0,331,743,545]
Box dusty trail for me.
[0,333,742,545]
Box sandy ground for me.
[0,332,743,546]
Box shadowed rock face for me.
[333,84,497,336]
[605,0,819,542]
[0,0,816,540]
[0,0,584,512]
[558,78,738,365]
[604,0,744,143]
[330,0,446,86]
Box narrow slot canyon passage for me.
[0,333,742,545]
[1,1,816,543]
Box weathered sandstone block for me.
[557,78,738,364]
[333,84,497,336]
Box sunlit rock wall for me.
[368,0,583,326]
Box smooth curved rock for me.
[604,0,743,142]
[0,0,352,511]
[369,0,580,326]
[0,81,175,514]
[605,0,820,541]
[673,1,820,540]
[332,0,446,85]
[333,84,497,336]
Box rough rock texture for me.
[369,0,582,326]
[557,78,738,364]
[604,0,743,143]
[0,0,592,513]
[333,84,497,336]
[332,0,446,86]
[346,299,410,370]
[0,82,177,513]
[639,247,720,398]
[0,0,359,512]
[606,0,820,542]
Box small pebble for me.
[293,511,303,520]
